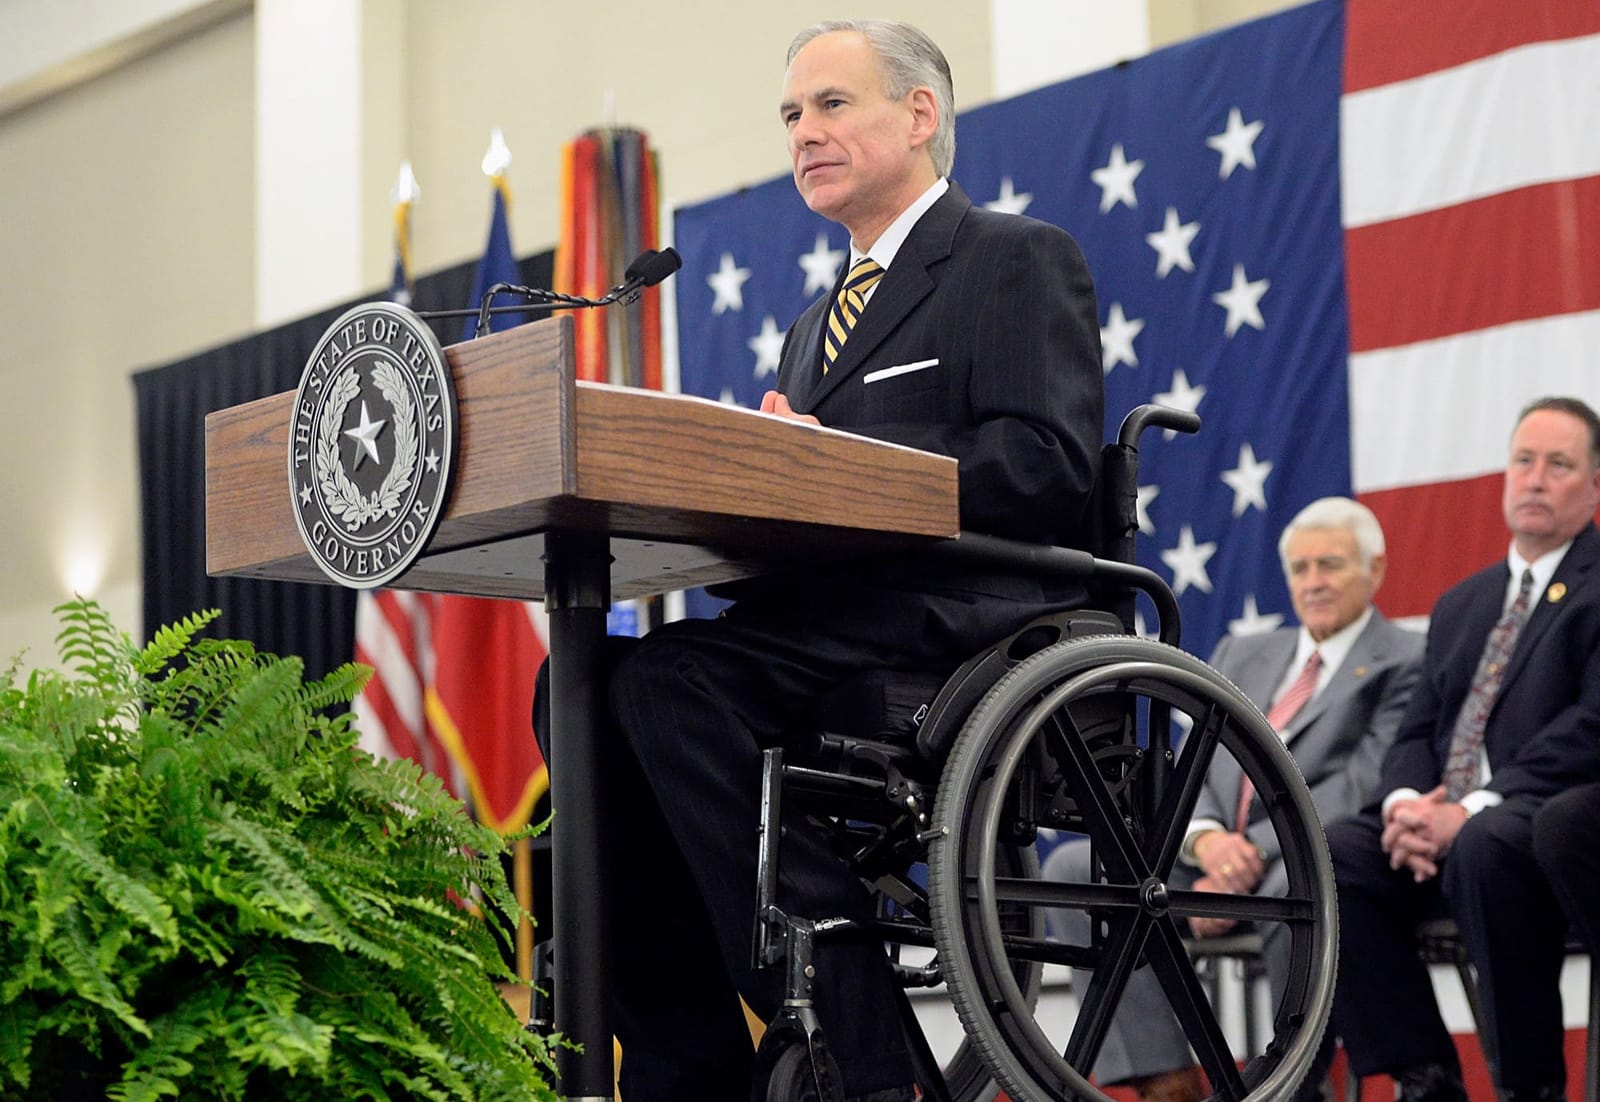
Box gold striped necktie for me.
[823,257,884,374]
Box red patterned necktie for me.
[1443,568,1536,800]
[823,258,884,374]
[1236,650,1324,831]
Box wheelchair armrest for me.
[919,532,1182,646]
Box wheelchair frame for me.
[749,406,1338,1102]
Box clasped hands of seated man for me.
[1186,786,1466,939]
[1188,830,1269,938]
[1379,785,1469,882]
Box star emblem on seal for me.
[287,301,457,588]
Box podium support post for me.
[545,530,615,1100]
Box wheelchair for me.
[750,406,1338,1102]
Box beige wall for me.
[400,3,996,274]
[0,11,256,670]
[0,0,1300,672]
[1148,0,1303,48]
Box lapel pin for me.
[1547,582,1567,603]
[1352,666,1368,678]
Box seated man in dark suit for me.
[1043,496,1423,1102]
[1532,780,1600,952]
[1322,396,1600,1102]
[534,19,1105,1102]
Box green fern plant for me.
[0,599,558,1101]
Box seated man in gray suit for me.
[1043,496,1424,1102]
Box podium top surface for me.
[204,315,960,601]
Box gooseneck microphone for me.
[415,247,683,337]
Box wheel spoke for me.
[1063,913,1149,1069]
[1145,919,1249,1100]
[1044,710,1149,883]
[961,874,1106,966]
[989,874,1141,912]
[1166,888,1317,926]
[1145,699,1228,875]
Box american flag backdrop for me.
[670,0,1600,657]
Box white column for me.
[989,0,1150,98]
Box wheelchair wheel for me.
[762,1038,842,1102]
[926,635,1337,1102]
[913,842,1042,1102]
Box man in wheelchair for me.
[535,17,1338,1102]
[535,17,1104,1102]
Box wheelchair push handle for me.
[1118,403,1201,449]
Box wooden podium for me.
[205,314,959,1099]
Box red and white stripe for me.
[1343,0,1600,619]
[353,587,552,833]
[353,589,463,798]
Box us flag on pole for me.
[671,0,1599,655]
[353,164,552,835]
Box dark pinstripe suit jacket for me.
[717,182,1105,652]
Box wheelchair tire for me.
[926,842,1042,1102]
[926,635,1337,1102]
[763,1039,842,1102]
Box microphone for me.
[622,247,683,290]
[455,247,683,337]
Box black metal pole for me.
[544,530,613,1102]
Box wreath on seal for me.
[315,359,418,531]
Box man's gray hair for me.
[788,20,956,176]
[1277,496,1387,573]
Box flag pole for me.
[514,835,534,983]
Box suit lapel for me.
[777,298,828,408]
[1282,615,1386,745]
[805,183,968,408]
[1241,635,1295,712]
[1497,523,1600,696]
[808,259,935,404]
[1222,632,1296,818]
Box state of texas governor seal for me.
[287,301,457,589]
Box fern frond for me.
[209,657,306,749]
[55,836,179,948]
[49,908,150,1039]
[133,609,220,678]
[54,597,136,689]
[298,660,372,714]
[0,1001,40,1091]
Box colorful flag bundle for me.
[556,127,663,388]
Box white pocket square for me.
[862,358,939,384]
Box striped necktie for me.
[1236,650,1323,830]
[1443,568,1535,800]
[823,258,884,375]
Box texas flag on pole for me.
[671,0,1599,655]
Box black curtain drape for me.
[133,251,555,680]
